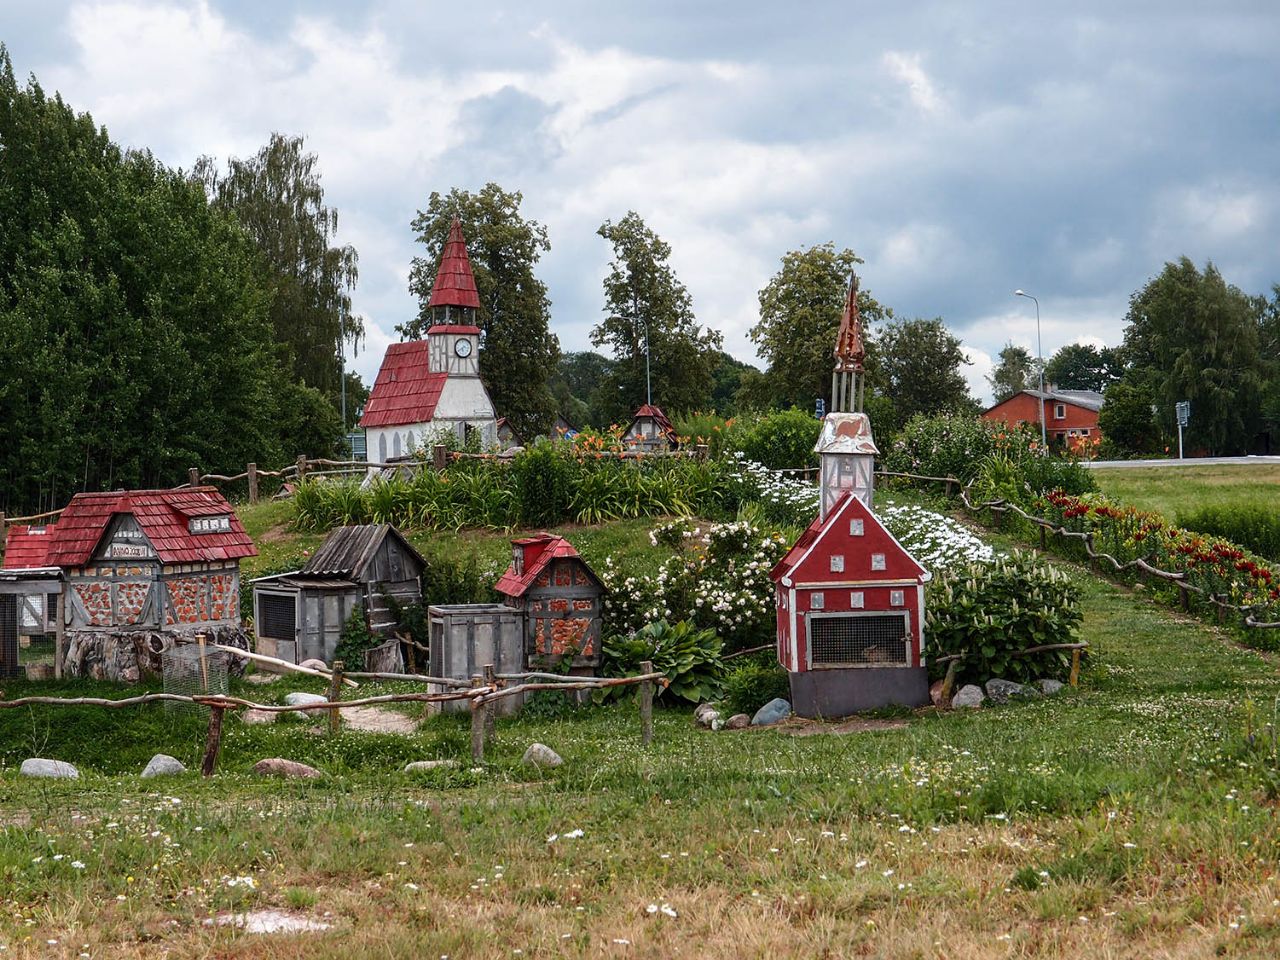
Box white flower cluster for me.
[878,501,995,572]
[724,455,818,525]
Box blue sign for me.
[815,399,826,419]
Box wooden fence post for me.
[327,660,344,735]
[695,443,708,461]
[1178,583,1190,612]
[470,675,487,763]
[1039,524,1047,551]
[433,444,449,472]
[188,467,200,488]
[201,705,225,777]
[938,658,960,707]
[247,463,259,505]
[484,663,497,736]
[296,455,308,482]
[1069,649,1082,688]
[639,660,654,746]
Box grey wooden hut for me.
[252,524,425,664]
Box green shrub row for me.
[1177,504,1280,564]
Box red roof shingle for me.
[494,534,603,598]
[358,341,448,429]
[3,523,57,569]
[40,488,256,567]
[426,218,482,310]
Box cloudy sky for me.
[3,1,1277,402]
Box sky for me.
[3,0,1278,404]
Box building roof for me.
[771,493,928,585]
[814,412,879,456]
[987,388,1105,414]
[3,523,57,570]
[358,341,448,429]
[426,218,482,311]
[494,533,604,598]
[625,404,676,441]
[40,488,256,567]
[302,524,425,580]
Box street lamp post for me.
[1014,289,1047,448]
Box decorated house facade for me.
[360,218,498,461]
[621,404,678,451]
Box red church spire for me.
[427,217,482,311]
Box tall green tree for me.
[195,134,363,405]
[548,351,615,428]
[1119,257,1262,455]
[403,184,559,439]
[1258,285,1280,447]
[868,318,976,431]
[592,212,723,424]
[987,343,1037,403]
[749,243,891,409]
[0,47,294,511]
[1096,381,1160,456]
[1043,342,1122,392]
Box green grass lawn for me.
[4,516,1280,957]
[1093,463,1280,520]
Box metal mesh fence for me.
[809,613,910,666]
[162,643,230,714]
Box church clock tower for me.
[426,217,483,377]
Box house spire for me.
[831,271,865,414]
[427,217,482,322]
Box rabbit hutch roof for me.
[770,492,930,586]
[299,524,426,580]
[37,488,256,567]
[494,534,606,598]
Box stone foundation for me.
[63,626,250,683]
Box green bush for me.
[599,620,724,704]
[421,552,494,606]
[673,411,744,459]
[885,413,1024,483]
[926,551,1083,686]
[721,652,790,717]
[510,440,578,527]
[738,408,821,470]
[1177,505,1280,563]
[333,605,378,667]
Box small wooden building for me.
[622,404,678,452]
[252,524,425,664]
[494,534,605,671]
[496,417,523,450]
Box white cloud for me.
[880,51,944,114]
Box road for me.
[1084,456,1280,469]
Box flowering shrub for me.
[721,454,819,527]
[926,551,1083,686]
[1039,491,1280,621]
[601,519,789,652]
[738,408,822,470]
[877,501,995,573]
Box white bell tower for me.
[818,271,877,520]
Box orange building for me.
[982,388,1104,452]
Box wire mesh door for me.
[162,643,230,713]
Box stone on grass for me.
[751,698,791,727]
[725,713,750,730]
[522,743,563,768]
[283,692,329,707]
[240,709,277,725]
[20,758,79,779]
[299,659,329,672]
[403,760,457,774]
[243,672,280,686]
[951,684,985,709]
[252,758,322,779]
[695,707,721,729]
[929,679,947,707]
[141,754,186,778]
[984,679,1028,704]
[1036,679,1065,695]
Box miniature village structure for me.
[622,404,678,451]
[771,274,931,716]
[360,219,498,461]
[3,488,256,682]
[252,524,426,665]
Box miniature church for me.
[360,218,498,460]
[770,273,931,717]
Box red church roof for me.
[626,404,676,440]
[426,218,482,311]
[494,533,602,598]
[3,523,58,569]
[358,341,448,429]
[771,493,928,585]
[39,488,256,567]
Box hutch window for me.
[810,592,825,610]
[830,555,845,573]
[870,553,886,571]
[808,612,911,667]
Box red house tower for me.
[771,271,931,717]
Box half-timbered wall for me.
[522,557,603,666]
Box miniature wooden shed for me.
[252,524,425,664]
[494,534,605,671]
[622,404,678,452]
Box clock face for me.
[454,338,473,358]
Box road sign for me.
[1175,401,1191,427]
[815,398,826,419]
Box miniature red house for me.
[622,404,678,451]
[772,272,932,716]
[495,534,605,672]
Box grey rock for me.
[522,743,564,768]
[252,758,323,779]
[283,692,329,707]
[751,698,791,726]
[951,684,985,709]
[726,713,751,730]
[242,672,280,686]
[403,760,457,773]
[695,707,721,729]
[141,754,186,778]
[240,709,277,725]
[694,702,718,721]
[984,679,1028,704]
[929,679,947,707]
[1036,679,1066,696]
[20,758,79,779]
[299,659,329,672]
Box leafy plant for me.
[1177,505,1280,563]
[599,620,724,704]
[926,550,1083,686]
[333,605,379,667]
[721,652,790,717]
[738,407,821,470]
